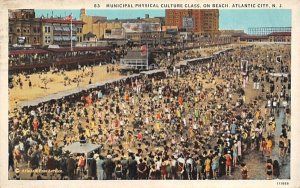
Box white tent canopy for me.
[140,69,166,75]
[269,72,288,77]
[63,142,101,155]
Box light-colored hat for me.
[94,154,99,159]
[15,168,20,173]
[107,155,112,159]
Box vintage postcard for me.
[0,0,299,187]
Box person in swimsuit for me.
[149,165,156,180]
[224,151,232,176]
[265,159,273,180]
[204,157,211,179]
[115,160,123,180]
[241,163,248,179]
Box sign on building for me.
[166,28,178,35]
[104,28,125,39]
[182,17,193,29]
[122,23,161,33]
[17,36,26,45]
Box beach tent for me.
[63,142,101,157]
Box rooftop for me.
[42,18,84,25]
[268,32,291,36]
[123,51,147,60]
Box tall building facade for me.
[9,9,42,46]
[80,8,109,39]
[9,9,84,47]
[165,9,219,37]
[41,18,84,47]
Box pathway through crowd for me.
[220,108,290,180]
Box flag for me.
[65,14,72,21]
[140,45,148,56]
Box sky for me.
[35,9,291,33]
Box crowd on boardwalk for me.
[9,44,291,180]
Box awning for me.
[62,26,70,32]
[9,49,48,55]
[46,46,111,53]
[53,36,63,41]
[72,36,77,41]
[213,48,233,56]
[9,49,49,55]
[71,27,77,32]
[140,69,166,75]
[62,36,70,41]
[53,25,63,31]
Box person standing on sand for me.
[241,163,248,179]
[265,159,273,180]
[273,160,280,179]
[224,151,232,176]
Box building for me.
[9,9,84,47]
[9,9,42,47]
[239,35,269,42]
[233,31,291,43]
[80,9,122,40]
[90,21,123,39]
[165,9,219,37]
[248,27,291,36]
[41,18,84,47]
[120,50,148,70]
[219,29,245,36]
[80,8,163,44]
[268,32,291,43]
[80,9,107,35]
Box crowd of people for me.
[8,44,291,180]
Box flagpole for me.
[70,16,73,51]
[147,42,149,70]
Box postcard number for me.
[94,4,101,8]
[277,182,289,186]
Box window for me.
[44,26,51,33]
[45,36,51,44]
[17,28,20,33]
[9,36,12,44]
